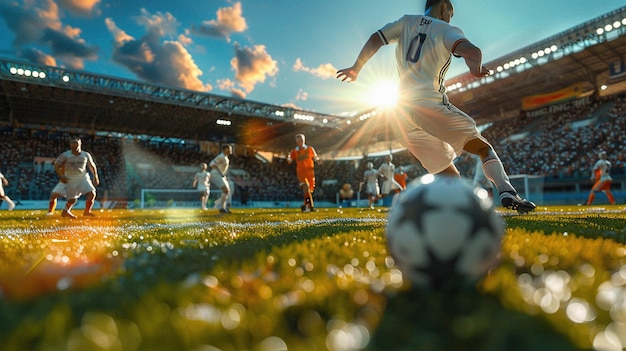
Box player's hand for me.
[336,68,358,82]
[473,66,491,78]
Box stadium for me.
[1,3,626,351]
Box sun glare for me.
[365,80,399,108]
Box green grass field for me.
[1,205,625,351]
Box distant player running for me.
[54,137,99,218]
[288,134,318,212]
[360,162,381,209]
[192,163,211,210]
[209,145,232,213]
[584,151,616,205]
[378,154,402,197]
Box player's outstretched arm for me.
[337,33,385,82]
[453,40,490,78]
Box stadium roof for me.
[0,5,625,160]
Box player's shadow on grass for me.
[367,287,581,351]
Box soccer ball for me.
[385,174,505,290]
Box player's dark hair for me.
[425,0,450,11]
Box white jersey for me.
[363,169,380,195]
[592,159,612,181]
[378,162,401,194]
[209,153,230,176]
[378,162,395,180]
[193,171,211,191]
[377,15,467,101]
[55,150,95,179]
[55,150,97,199]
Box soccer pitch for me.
[0,206,625,351]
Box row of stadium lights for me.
[447,17,626,93]
[9,66,71,83]
[9,66,336,127]
[216,110,330,127]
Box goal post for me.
[509,174,545,205]
[140,189,222,209]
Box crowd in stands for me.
[0,92,624,206]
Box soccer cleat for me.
[61,210,77,219]
[8,203,15,211]
[46,212,54,216]
[83,212,96,217]
[219,208,231,214]
[500,192,536,213]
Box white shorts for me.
[51,182,67,197]
[381,179,401,195]
[398,97,488,174]
[365,182,379,196]
[65,174,96,199]
[196,185,210,197]
[210,170,230,193]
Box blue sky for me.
[0,0,621,117]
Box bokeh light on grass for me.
[1,206,626,350]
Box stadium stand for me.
[0,6,625,207]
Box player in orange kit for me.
[288,134,318,212]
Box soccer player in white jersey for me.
[209,144,232,213]
[192,163,211,210]
[337,0,535,213]
[0,171,16,211]
[54,137,99,218]
[378,154,401,197]
[360,162,381,209]
[584,151,616,205]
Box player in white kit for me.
[360,162,381,209]
[0,171,16,211]
[54,137,99,218]
[378,154,401,197]
[336,0,535,213]
[209,144,232,213]
[192,163,211,210]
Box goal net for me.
[139,189,222,209]
[509,174,544,205]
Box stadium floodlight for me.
[613,21,621,29]
[274,110,285,117]
[293,113,314,121]
[216,119,231,126]
[62,75,70,82]
[605,24,613,32]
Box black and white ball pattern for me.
[385,174,505,290]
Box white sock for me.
[482,154,515,194]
